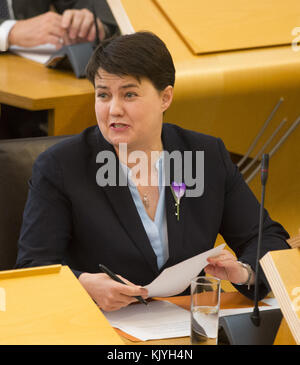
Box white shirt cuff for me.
[0,20,17,51]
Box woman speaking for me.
[15,32,289,311]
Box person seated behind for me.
[0,0,118,138]
[15,31,290,311]
[0,0,117,52]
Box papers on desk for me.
[9,44,56,64]
[102,244,282,342]
[103,298,280,342]
[103,300,190,341]
[144,244,226,297]
[103,245,225,341]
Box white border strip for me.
[107,0,135,34]
[0,288,6,312]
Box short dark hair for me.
[86,31,175,91]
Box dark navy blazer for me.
[15,124,289,299]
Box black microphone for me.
[251,154,269,326]
[218,153,283,344]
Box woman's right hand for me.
[78,272,148,312]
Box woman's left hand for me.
[204,249,254,285]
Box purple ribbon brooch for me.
[170,182,186,221]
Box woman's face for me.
[94,69,173,154]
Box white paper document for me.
[9,44,56,64]
[103,300,190,341]
[144,244,226,297]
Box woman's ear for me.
[161,85,173,112]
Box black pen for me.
[99,264,148,305]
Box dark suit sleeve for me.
[217,138,290,299]
[51,1,83,14]
[14,149,82,278]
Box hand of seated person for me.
[78,272,149,312]
[61,8,106,45]
[8,9,105,49]
[8,11,66,49]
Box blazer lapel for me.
[92,124,188,275]
[102,183,159,275]
[164,184,186,267]
[93,132,159,275]
[161,125,186,269]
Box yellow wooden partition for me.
[154,0,300,54]
[108,0,300,237]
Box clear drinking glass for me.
[190,276,221,345]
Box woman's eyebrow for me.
[120,83,140,89]
[95,85,108,89]
[95,83,140,90]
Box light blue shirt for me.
[120,156,169,269]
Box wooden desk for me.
[0,54,96,136]
[0,265,124,345]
